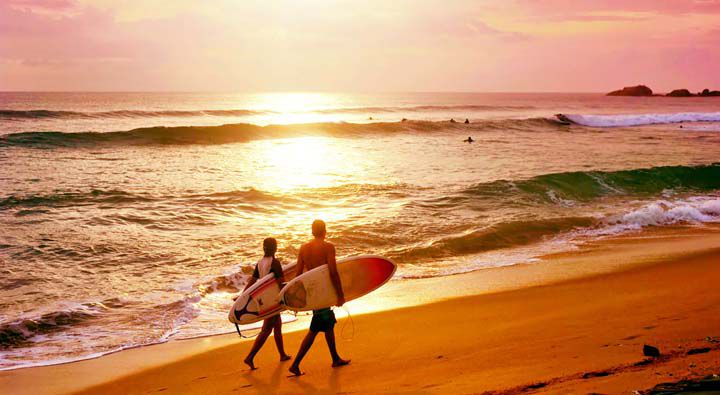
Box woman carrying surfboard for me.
[242,238,292,370]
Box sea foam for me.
[563,112,720,127]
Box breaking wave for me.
[388,217,596,262]
[0,104,534,121]
[0,118,559,148]
[0,302,118,348]
[459,163,720,205]
[560,112,720,127]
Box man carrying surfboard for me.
[288,220,350,376]
[242,238,292,370]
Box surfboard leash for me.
[234,323,259,339]
[337,306,355,341]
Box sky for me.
[1,0,719,92]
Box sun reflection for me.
[255,136,342,191]
[247,92,347,125]
[246,135,363,231]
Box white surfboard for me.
[228,263,297,325]
[279,255,395,311]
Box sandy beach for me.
[1,226,718,394]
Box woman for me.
[242,237,292,370]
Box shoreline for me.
[1,225,720,394]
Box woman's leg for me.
[271,315,291,360]
[243,318,274,369]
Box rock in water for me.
[643,344,661,358]
[607,85,653,96]
[666,89,694,97]
[699,88,720,97]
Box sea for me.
[1,92,719,370]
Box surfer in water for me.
[289,220,350,376]
[464,136,474,143]
[242,238,292,370]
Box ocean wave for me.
[0,189,154,210]
[595,197,720,235]
[0,188,301,213]
[560,112,720,127]
[0,104,534,121]
[0,118,558,148]
[315,104,535,114]
[0,302,116,348]
[387,216,597,262]
[0,109,264,120]
[196,267,253,295]
[460,163,720,205]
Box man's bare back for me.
[298,238,334,271]
[296,238,344,306]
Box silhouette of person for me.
[242,238,292,369]
[289,220,350,376]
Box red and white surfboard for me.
[228,263,297,325]
[279,255,396,311]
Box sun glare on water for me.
[248,136,363,227]
[248,92,346,124]
[255,137,346,191]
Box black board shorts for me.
[310,308,336,332]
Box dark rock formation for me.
[699,88,720,97]
[667,89,694,97]
[643,344,661,358]
[607,85,653,96]
[686,347,711,355]
[641,374,720,394]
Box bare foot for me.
[244,357,257,370]
[332,359,351,368]
[288,365,303,377]
[280,354,292,361]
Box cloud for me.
[5,0,80,17]
[516,0,720,16]
[0,0,717,91]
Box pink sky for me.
[1,0,719,92]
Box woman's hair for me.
[263,237,277,257]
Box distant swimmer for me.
[464,118,470,124]
[554,113,572,125]
[450,118,456,123]
[401,118,408,122]
[368,116,373,120]
[464,136,474,143]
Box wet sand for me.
[2,226,720,394]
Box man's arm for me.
[326,243,345,306]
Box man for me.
[288,220,350,376]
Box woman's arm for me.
[242,276,257,292]
[272,258,285,284]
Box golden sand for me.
[2,226,720,394]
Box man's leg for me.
[272,315,291,361]
[324,328,350,367]
[244,319,274,370]
[289,330,318,376]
